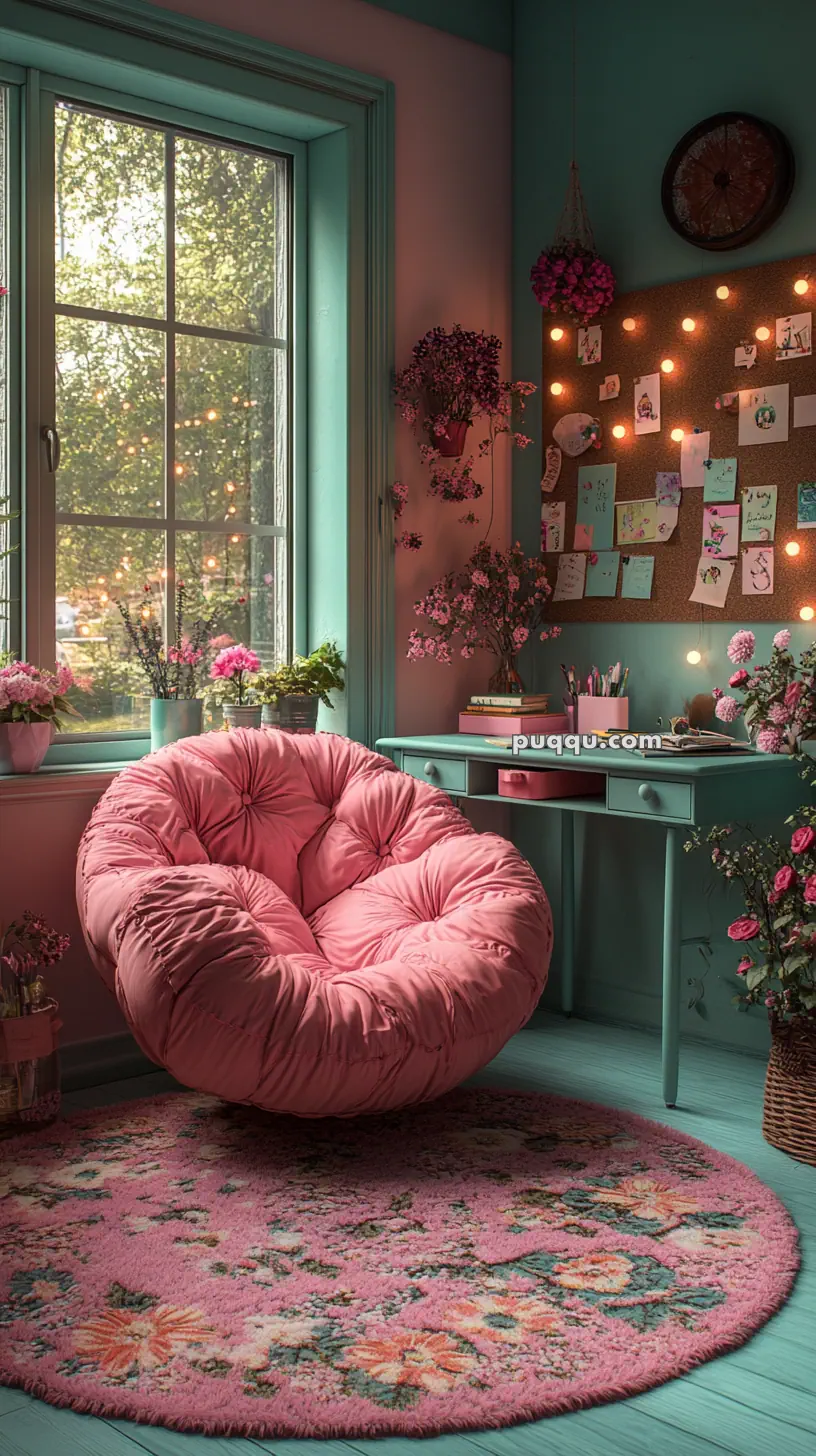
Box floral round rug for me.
[0,1088,798,1439]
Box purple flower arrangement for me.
[712,629,816,753]
[393,324,502,437]
[530,242,615,325]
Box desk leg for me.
[561,810,575,1017]
[662,824,682,1108]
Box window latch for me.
[41,425,61,473]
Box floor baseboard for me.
[60,1031,159,1093]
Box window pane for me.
[176,530,283,667]
[55,104,165,317]
[56,524,164,732]
[56,317,165,517]
[174,335,286,526]
[175,135,283,334]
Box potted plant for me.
[408,541,559,693]
[117,581,215,751]
[210,644,262,729]
[0,911,69,1131]
[394,324,502,458]
[256,641,345,733]
[686,762,816,1164]
[0,659,79,774]
[712,628,816,753]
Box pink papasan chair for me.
[77,730,552,1117]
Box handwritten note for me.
[553,552,587,601]
[577,463,616,551]
[741,485,777,542]
[541,444,562,495]
[742,546,774,595]
[621,555,655,599]
[680,431,710,489]
[797,482,816,529]
[689,555,735,608]
[585,551,620,598]
[656,504,679,541]
[656,471,681,507]
[702,504,740,558]
[616,498,657,545]
[541,500,565,553]
[703,457,738,503]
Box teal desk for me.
[376,734,800,1107]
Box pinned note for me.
[585,551,620,597]
[541,500,565,552]
[703,457,738,502]
[578,325,602,365]
[702,504,740,559]
[776,313,811,360]
[689,555,735,608]
[738,385,789,446]
[541,444,562,494]
[634,373,661,435]
[621,555,655,599]
[553,552,587,601]
[573,521,594,550]
[680,431,710,489]
[793,395,816,430]
[577,463,616,551]
[616,499,657,545]
[656,504,679,541]
[656,471,681,507]
[599,374,620,401]
[741,485,777,542]
[742,546,774,595]
[797,482,816,530]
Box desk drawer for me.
[607,775,692,821]
[402,753,468,794]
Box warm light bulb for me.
[612,424,627,439]
[206,557,218,569]
[550,382,564,396]
[681,317,696,332]
[671,427,685,442]
[225,481,236,493]
[141,435,150,444]
[716,285,730,300]
[622,317,636,332]
[126,445,136,455]
[96,576,106,585]
[227,505,236,515]
[206,409,218,420]
[755,325,771,341]
[115,570,123,580]
[794,278,809,296]
[243,400,251,408]
[230,534,240,543]
[174,464,184,476]
[661,359,675,373]
[550,327,565,341]
[194,418,202,427]
[184,419,191,427]
[122,401,131,411]
[99,592,108,604]
[95,390,105,401]
[786,541,801,557]
[800,606,815,621]
[80,624,90,636]
[686,649,702,665]
[141,607,151,620]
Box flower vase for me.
[150,698,203,753]
[0,721,53,775]
[428,419,469,458]
[279,694,319,733]
[488,654,525,696]
[224,704,262,731]
[0,998,62,1133]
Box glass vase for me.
[0,999,62,1136]
[488,653,525,695]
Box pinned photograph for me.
[737,385,789,447]
[634,373,661,435]
[578,325,602,365]
[689,555,735,608]
[776,313,812,361]
[742,546,774,595]
[734,342,757,370]
[599,373,620,401]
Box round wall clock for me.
[661,112,795,251]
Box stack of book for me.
[458,693,568,736]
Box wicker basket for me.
[762,1015,816,1166]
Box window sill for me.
[0,760,135,801]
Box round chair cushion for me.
[77,731,552,1116]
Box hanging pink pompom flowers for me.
[530,241,616,325]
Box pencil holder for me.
[576,696,629,734]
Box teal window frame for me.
[0,0,395,763]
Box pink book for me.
[458,712,569,736]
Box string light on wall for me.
[715,285,730,300]
[785,541,801,557]
[800,606,815,621]
[550,382,564,396]
[550,327,565,341]
[670,427,685,441]
[622,317,636,332]
[611,424,627,439]
[681,317,696,332]
[686,649,702,665]
[661,359,675,373]
[755,325,771,341]
[794,278,810,295]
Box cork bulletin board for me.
[541,252,816,622]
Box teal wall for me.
[513,0,816,1054]
[362,0,512,53]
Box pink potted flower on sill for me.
[210,644,262,730]
[0,660,79,775]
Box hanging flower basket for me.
[530,162,616,325]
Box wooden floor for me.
[1,1016,814,1456]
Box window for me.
[34,93,292,733]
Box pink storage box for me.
[459,712,568,736]
[498,768,605,800]
[576,697,629,734]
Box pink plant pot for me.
[0,721,53,775]
[428,419,469,457]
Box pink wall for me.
[155,0,513,734]
[2,2,511,1053]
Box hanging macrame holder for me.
[554,160,596,252]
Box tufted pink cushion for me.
[77,731,552,1116]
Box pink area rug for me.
[0,1088,799,1439]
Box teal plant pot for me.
[150,698,203,752]
[224,704,262,731]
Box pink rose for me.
[736,957,753,975]
[727,918,761,941]
[791,826,815,855]
[774,865,797,894]
[804,876,816,904]
[728,669,750,688]
[785,681,804,708]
